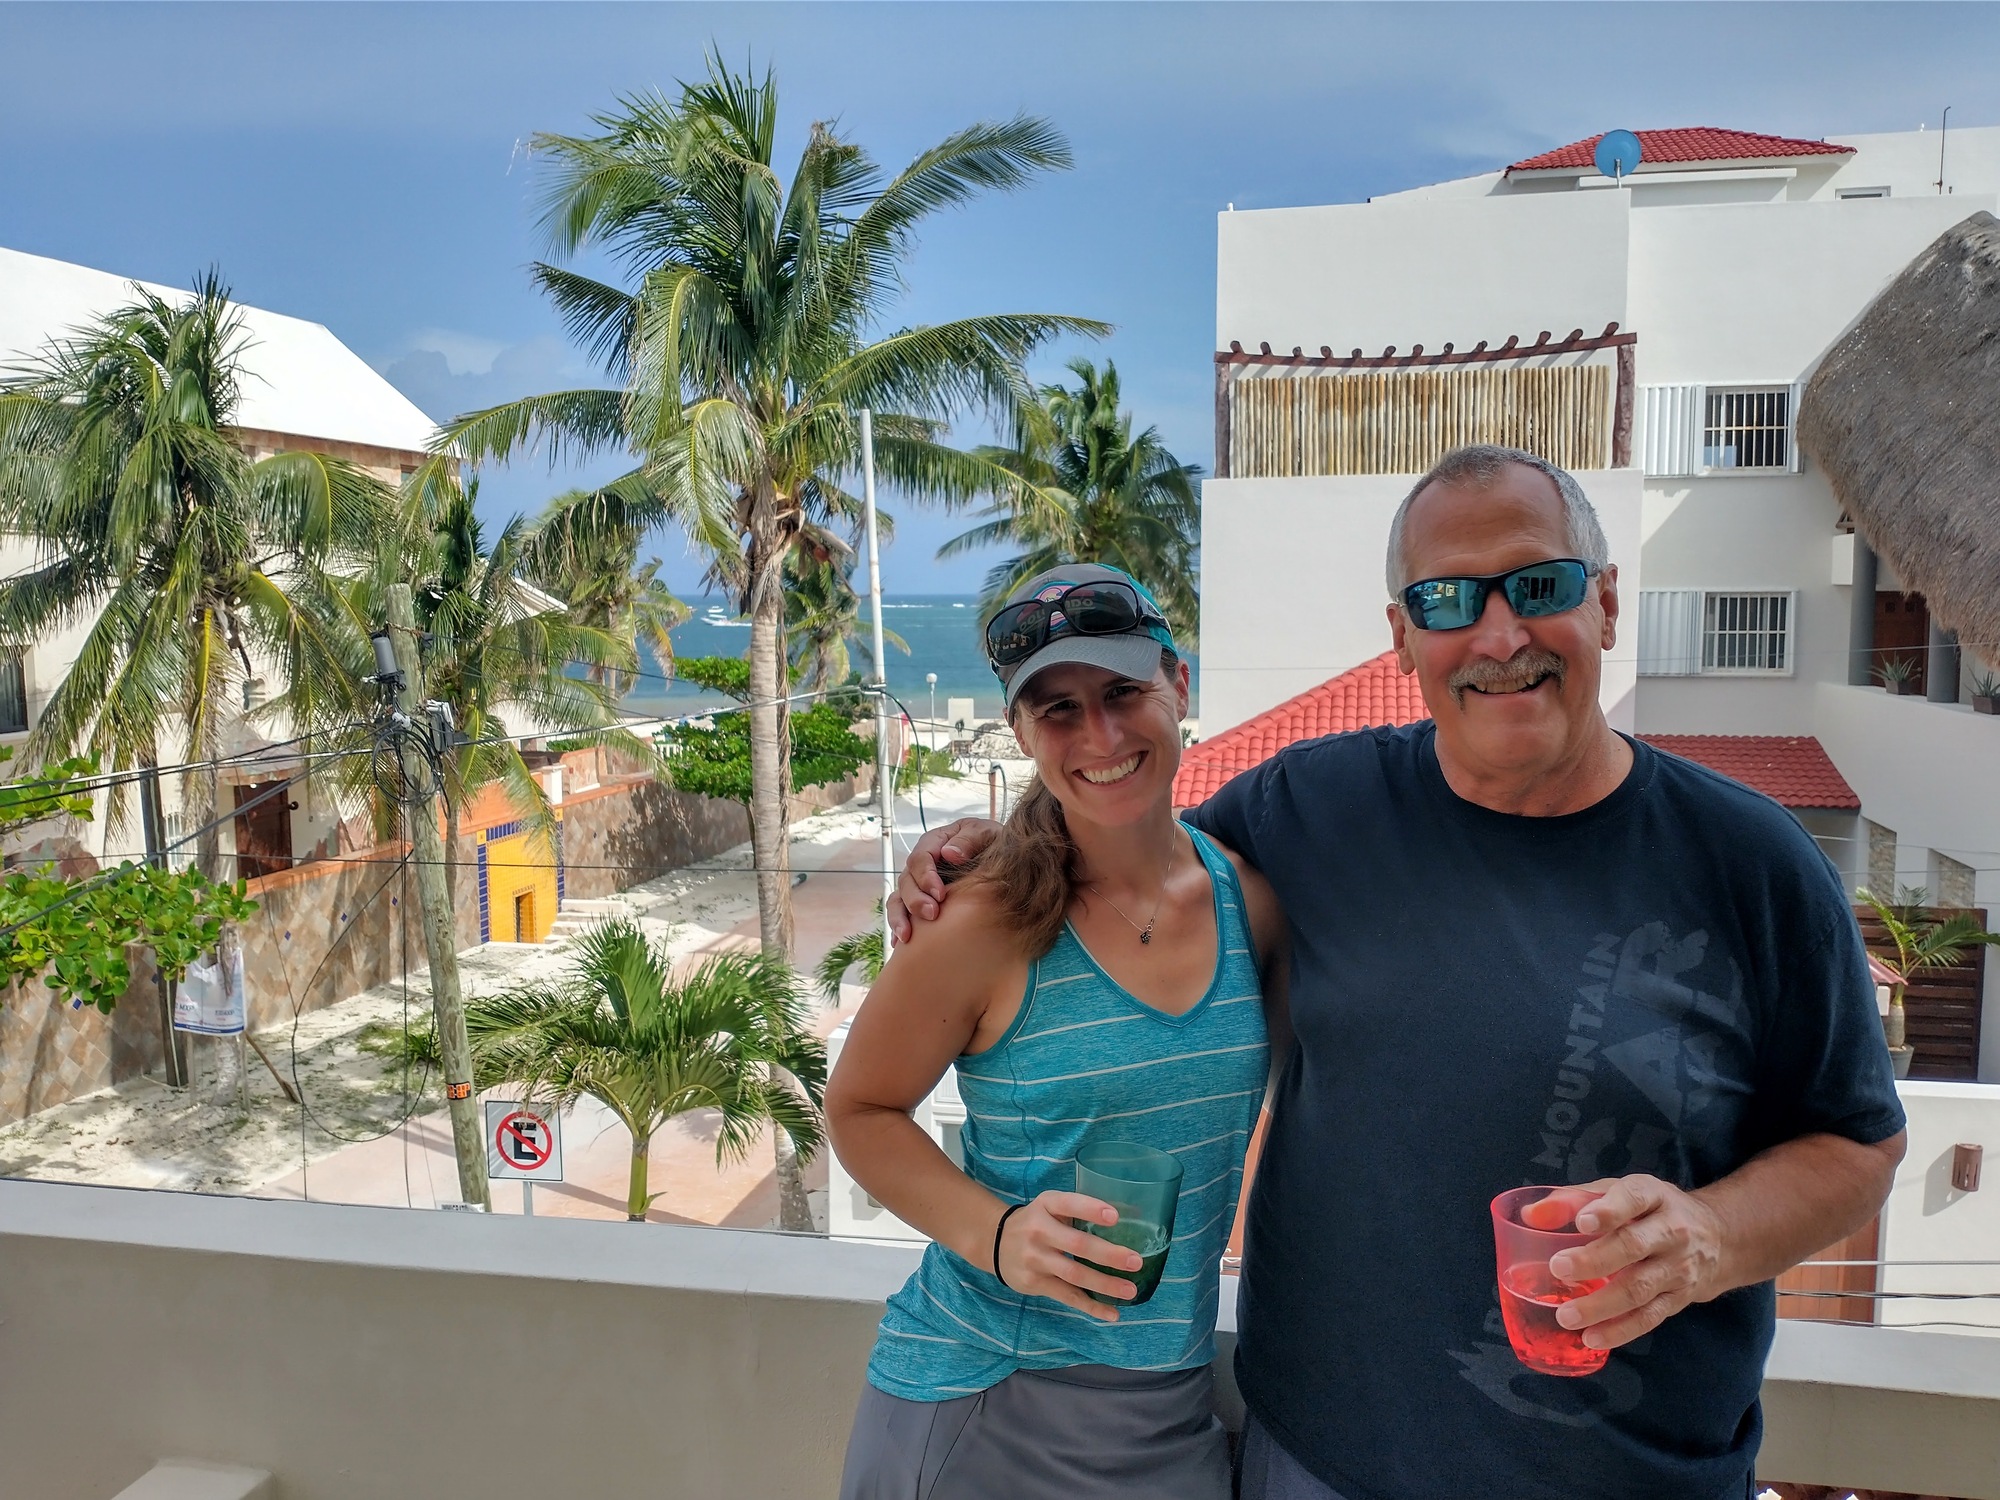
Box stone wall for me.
[0,952,163,1128]
[559,775,748,904]
[237,842,419,1033]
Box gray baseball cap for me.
[988,563,1179,710]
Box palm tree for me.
[431,54,1104,971]
[814,924,885,1001]
[786,546,906,696]
[464,920,827,1221]
[524,480,691,696]
[1857,885,2000,1063]
[939,357,1201,643]
[390,481,637,895]
[0,272,390,872]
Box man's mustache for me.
[1447,648,1567,706]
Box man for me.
[891,445,1905,1500]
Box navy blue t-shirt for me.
[1187,723,1904,1500]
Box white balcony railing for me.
[6,1179,2000,1499]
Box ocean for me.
[617,594,1199,727]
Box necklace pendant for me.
[1140,926,1153,945]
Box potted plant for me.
[1972,671,2000,716]
[1873,656,1923,696]
[1856,885,2000,1079]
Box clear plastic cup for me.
[1074,1139,1182,1306]
[1490,1186,1609,1377]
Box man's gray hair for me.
[1384,445,1610,596]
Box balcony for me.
[6,1177,2000,1499]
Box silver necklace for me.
[1088,832,1177,945]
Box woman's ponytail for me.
[952,772,1077,958]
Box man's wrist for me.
[1683,1185,1737,1301]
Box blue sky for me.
[4,2,1998,594]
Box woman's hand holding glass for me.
[996,1190,1142,1322]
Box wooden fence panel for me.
[1228,363,1612,478]
[1855,905,1987,1081]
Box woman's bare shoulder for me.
[899,872,1025,960]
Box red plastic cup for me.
[1490,1186,1609,1377]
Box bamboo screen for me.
[1229,364,1611,478]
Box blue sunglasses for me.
[1400,558,1600,632]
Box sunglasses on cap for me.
[1400,558,1601,632]
[985,580,1166,666]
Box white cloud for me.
[403,327,508,376]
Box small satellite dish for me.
[1594,130,1644,182]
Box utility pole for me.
[860,409,893,959]
[385,583,488,1210]
[137,764,188,1089]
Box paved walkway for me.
[262,770,1010,1228]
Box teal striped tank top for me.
[865,827,1268,1402]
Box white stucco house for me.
[1198,124,2000,1081]
[0,245,437,873]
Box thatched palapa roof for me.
[1798,211,2000,671]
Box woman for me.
[827,564,1289,1500]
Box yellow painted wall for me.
[479,825,558,944]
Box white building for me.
[1200,124,2000,1079]
[0,245,436,873]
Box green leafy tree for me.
[939,357,1201,642]
[461,920,826,1220]
[431,54,1103,980]
[0,272,391,875]
[1858,885,2000,1056]
[660,655,870,805]
[0,750,257,1014]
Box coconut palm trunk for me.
[746,510,795,960]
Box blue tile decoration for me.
[476,842,490,944]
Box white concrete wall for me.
[1823,125,2000,200]
[1879,1081,2000,1334]
[1217,190,1629,355]
[1627,195,1998,384]
[1633,473,1851,735]
[1199,468,1642,735]
[6,1180,2000,1499]
[1814,683,2000,1080]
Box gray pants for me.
[1235,1413,1354,1500]
[840,1364,1230,1500]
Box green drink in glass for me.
[1075,1139,1183,1306]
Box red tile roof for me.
[1640,735,1859,811]
[1176,659,1861,813]
[1507,128,1853,175]
[1175,652,1428,807]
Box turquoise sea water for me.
[618,594,1198,725]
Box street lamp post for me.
[926,672,938,754]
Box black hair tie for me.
[991,1202,1027,1289]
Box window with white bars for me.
[1702,592,1792,673]
[1703,387,1791,470]
[1640,383,1803,476]
[1638,590,1795,676]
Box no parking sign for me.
[485,1102,564,1182]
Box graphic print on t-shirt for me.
[1450,918,1753,1427]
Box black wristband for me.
[991,1202,1027,1289]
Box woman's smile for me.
[1076,752,1145,786]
